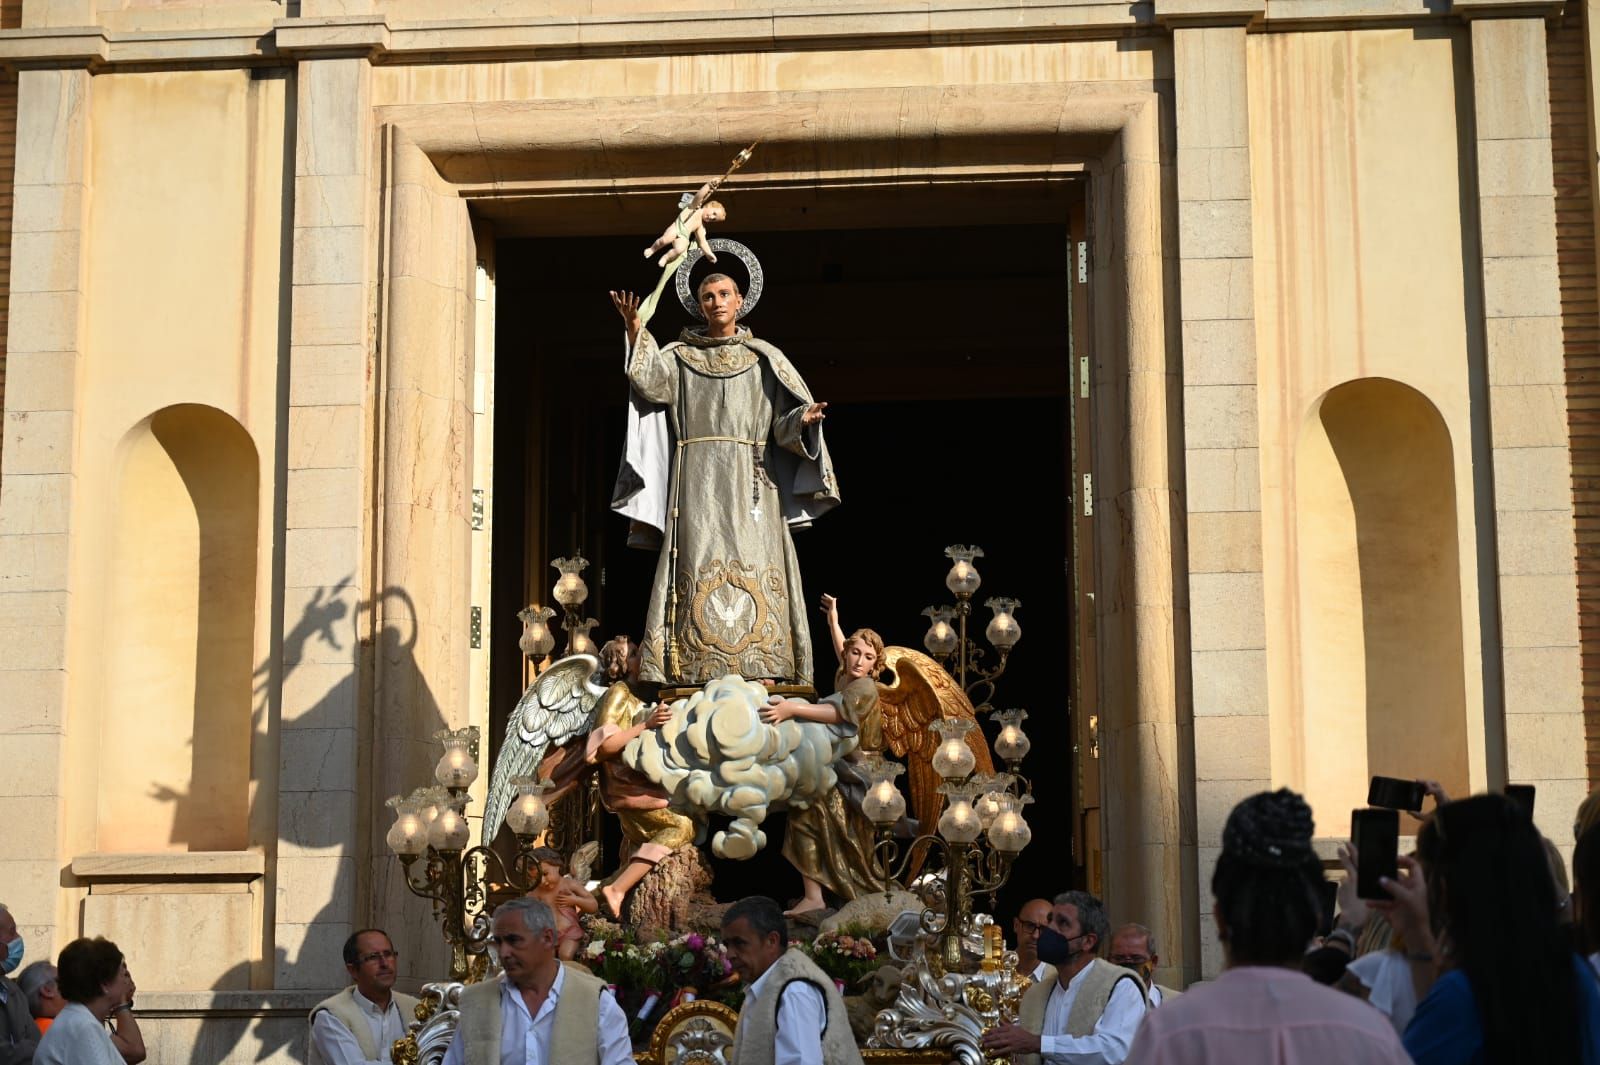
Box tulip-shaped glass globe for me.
[922,605,959,657]
[937,780,986,843]
[385,794,428,859]
[993,708,1032,765]
[984,597,1022,652]
[929,718,978,781]
[551,556,590,608]
[434,726,480,792]
[518,605,557,659]
[506,776,552,839]
[944,545,984,598]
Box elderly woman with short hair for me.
[34,938,132,1065]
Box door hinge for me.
[1079,356,1089,399]
[1082,473,1094,516]
[470,606,482,649]
[1076,241,1088,283]
[471,489,485,530]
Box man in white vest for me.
[1108,924,1179,1008]
[309,928,418,1065]
[441,897,631,1065]
[721,896,863,1065]
[981,891,1147,1065]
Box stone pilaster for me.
[0,67,89,961]
[1463,7,1590,843]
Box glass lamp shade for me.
[413,785,449,826]
[993,709,1032,764]
[858,753,908,826]
[921,605,959,657]
[929,718,978,781]
[385,794,428,858]
[506,776,552,838]
[937,781,985,843]
[551,556,590,607]
[944,545,984,598]
[434,726,481,790]
[518,605,557,659]
[984,597,1022,652]
[427,798,472,853]
[987,795,1034,854]
[973,773,1015,830]
[566,617,600,656]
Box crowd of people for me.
[5,781,1600,1064]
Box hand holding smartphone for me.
[1367,776,1426,814]
[1351,807,1399,900]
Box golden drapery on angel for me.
[766,638,995,914]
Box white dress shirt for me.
[35,1002,122,1065]
[311,988,408,1064]
[746,962,826,1065]
[1038,963,1148,1065]
[1147,984,1164,1009]
[439,966,632,1065]
[1031,961,1049,983]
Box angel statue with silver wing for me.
[760,593,996,916]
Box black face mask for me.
[1036,926,1087,966]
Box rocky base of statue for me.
[623,846,716,931]
[820,889,923,938]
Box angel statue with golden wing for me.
[759,593,995,916]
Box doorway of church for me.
[491,215,1084,917]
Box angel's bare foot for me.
[601,883,627,920]
[784,897,827,918]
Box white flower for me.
[584,940,606,959]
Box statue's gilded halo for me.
[675,238,765,320]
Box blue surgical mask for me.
[1036,926,1086,966]
[2,937,22,975]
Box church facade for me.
[0,0,1593,1058]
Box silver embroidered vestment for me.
[620,326,838,685]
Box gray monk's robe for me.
[620,325,839,685]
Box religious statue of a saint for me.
[608,274,840,686]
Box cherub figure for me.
[526,843,599,960]
[642,198,725,267]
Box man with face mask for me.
[981,891,1147,1064]
[0,904,40,1065]
[1108,925,1179,1008]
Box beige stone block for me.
[1184,385,1258,449]
[287,467,361,532]
[1178,257,1254,321]
[291,283,368,349]
[390,182,467,288]
[83,891,256,992]
[1482,255,1561,319]
[275,920,353,988]
[1490,384,1568,449]
[1187,510,1262,573]
[279,789,358,857]
[8,290,79,355]
[0,474,73,535]
[4,352,76,412]
[0,732,59,796]
[1502,645,1581,715]
[1178,198,1252,259]
[1198,905,1224,978]
[14,69,87,188]
[1531,777,1591,842]
[0,620,66,670]
[1495,509,1575,576]
[285,526,359,589]
[1189,571,1265,651]
[1492,446,1571,512]
[2,410,74,476]
[1499,573,1580,648]
[295,173,368,231]
[0,533,68,593]
[1185,447,1261,513]
[296,58,369,179]
[0,796,56,853]
[293,225,367,287]
[1195,715,1270,781]
[0,668,65,731]
[1177,146,1251,203]
[290,344,367,409]
[10,229,80,294]
[1478,195,1556,260]
[1174,25,1248,148]
[281,663,358,729]
[1192,648,1267,717]
[1197,777,1269,844]
[0,862,58,926]
[1470,18,1552,142]
[1476,137,1554,198]
[286,405,363,470]
[277,855,356,926]
[1486,316,1563,386]
[1505,711,1586,781]
[1182,318,1255,386]
[11,182,84,235]
[279,726,356,792]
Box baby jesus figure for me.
[641,199,725,267]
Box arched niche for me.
[1294,378,1469,827]
[98,404,259,852]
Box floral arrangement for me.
[582,922,664,992]
[577,920,742,1043]
[803,926,880,988]
[657,931,736,994]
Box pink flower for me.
[686,933,705,952]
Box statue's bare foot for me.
[601,883,628,921]
[783,898,827,918]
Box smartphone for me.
[1317,879,1338,936]
[1352,807,1399,900]
[1367,776,1425,813]
[1506,784,1536,821]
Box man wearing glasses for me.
[309,930,418,1065]
[1013,899,1054,983]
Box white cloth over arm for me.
[1040,974,1147,1065]
[612,330,673,536]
